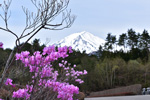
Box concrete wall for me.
[89,84,142,97]
[85,95,150,100]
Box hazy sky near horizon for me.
[1,0,150,48]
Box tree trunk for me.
[0,50,14,88]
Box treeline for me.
[1,29,150,93]
[68,28,150,93]
[99,28,150,63]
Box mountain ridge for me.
[54,31,105,53]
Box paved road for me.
[85,95,150,100]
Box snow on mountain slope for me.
[54,31,105,54]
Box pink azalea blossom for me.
[5,78,13,86]
[83,70,88,75]
[0,42,3,48]
[15,53,23,60]
[21,51,30,58]
[68,46,73,53]
[12,89,30,99]
[26,85,33,93]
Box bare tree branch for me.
[0,0,75,89]
[19,0,75,42]
[0,0,20,47]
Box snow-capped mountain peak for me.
[54,31,105,53]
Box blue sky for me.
[1,0,150,48]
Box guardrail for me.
[85,95,150,100]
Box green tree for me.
[118,33,127,51]
[111,35,117,51]
[97,45,103,58]
[140,30,150,49]
[31,38,45,52]
[77,56,97,92]
[126,60,142,84]
[104,33,113,51]
[127,29,138,49]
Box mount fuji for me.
[54,31,105,54]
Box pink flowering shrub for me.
[5,45,87,100]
